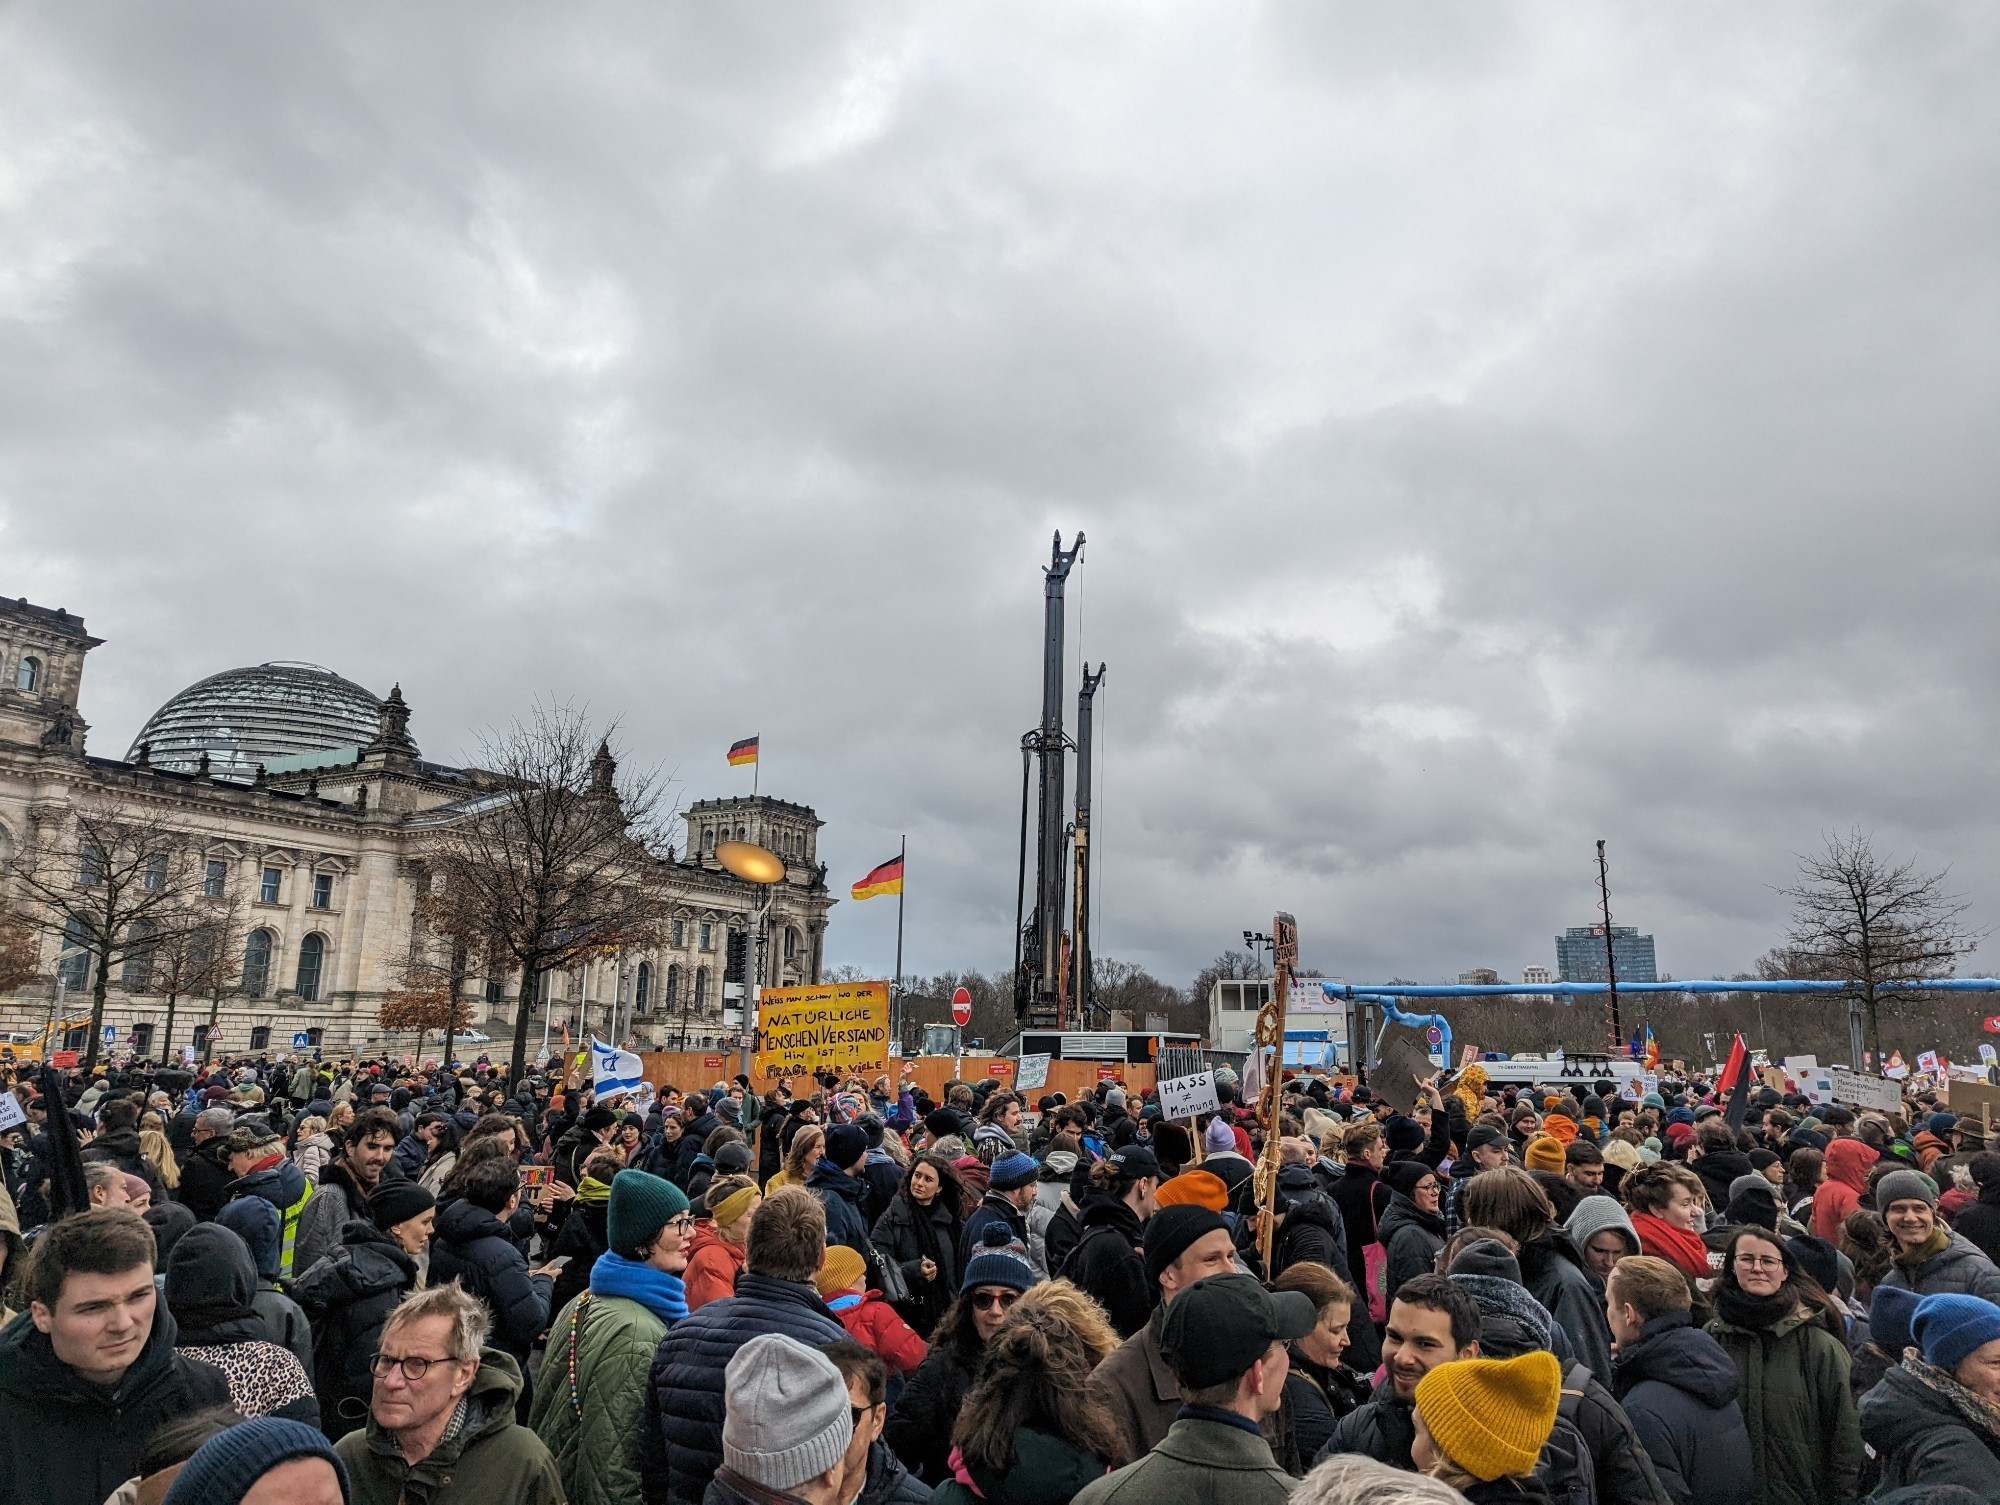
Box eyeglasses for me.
[663,1215,695,1237]
[1733,1255,1785,1271]
[970,1290,1021,1311]
[370,1351,460,1381]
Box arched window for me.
[295,933,327,1002]
[784,927,801,960]
[665,964,680,1010]
[243,928,273,997]
[634,961,651,1014]
[694,966,709,1011]
[15,656,39,692]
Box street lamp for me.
[716,841,786,1081]
[1243,931,1273,978]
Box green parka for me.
[1704,1305,1861,1505]
[335,1348,565,1505]
[931,1427,1112,1505]
[530,1288,667,1505]
[1072,1415,1293,1505]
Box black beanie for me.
[1143,1205,1228,1288]
[368,1179,436,1231]
[1384,1115,1426,1154]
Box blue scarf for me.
[589,1250,688,1323]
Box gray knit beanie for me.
[1877,1168,1939,1211]
[722,1334,853,1490]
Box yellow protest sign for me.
[753,980,891,1083]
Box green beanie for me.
[607,1169,690,1258]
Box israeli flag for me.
[591,1036,644,1097]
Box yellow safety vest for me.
[278,1184,314,1284]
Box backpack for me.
[1360,1184,1390,1323]
[1531,1364,1600,1505]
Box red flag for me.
[1717,1033,1748,1095]
[1718,1033,1753,1127]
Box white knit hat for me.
[722,1335,854,1490]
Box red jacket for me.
[830,1289,927,1376]
[684,1224,748,1311]
[1811,1138,1879,1242]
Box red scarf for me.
[1632,1210,1711,1280]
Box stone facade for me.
[0,594,833,1059]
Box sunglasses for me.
[970,1290,1021,1312]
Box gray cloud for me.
[2,2,1994,996]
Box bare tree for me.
[1187,949,1256,1019]
[414,704,678,1081]
[0,910,38,996]
[1779,829,1982,1069]
[1093,957,1198,1033]
[145,896,244,1063]
[9,797,209,1071]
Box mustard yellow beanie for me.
[815,1244,868,1297]
[1415,1350,1561,1481]
[1521,1135,1567,1176]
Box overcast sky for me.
[4,4,1995,994]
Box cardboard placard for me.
[1826,1068,1903,1115]
[0,1093,24,1133]
[1157,1070,1221,1121]
[1014,1054,1052,1091]
[753,980,890,1083]
[1373,1034,1435,1115]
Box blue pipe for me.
[1314,978,2000,1073]
[1327,978,2000,1000]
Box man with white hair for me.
[177,1106,238,1221]
[335,1282,561,1504]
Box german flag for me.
[726,736,759,767]
[851,856,904,901]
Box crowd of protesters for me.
[5,1046,2000,1505]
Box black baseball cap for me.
[1160,1274,1316,1390]
[1109,1145,1160,1179]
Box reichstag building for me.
[0,594,833,1059]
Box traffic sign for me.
[292,1033,311,1049]
[102,1025,117,1044]
[1982,1016,2000,1035]
[951,987,972,1028]
[1424,1025,1443,1048]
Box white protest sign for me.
[1782,1055,1818,1081]
[1827,1068,1903,1115]
[0,1093,24,1133]
[1157,1070,1221,1121]
[1015,1054,1052,1091]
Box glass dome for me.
[128,661,394,780]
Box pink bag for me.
[1362,1188,1389,1323]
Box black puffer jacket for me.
[177,1135,236,1221]
[291,1219,420,1437]
[547,1198,609,1319]
[1064,1193,1151,1337]
[672,1110,720,1187]
[1272,1177,1350,1282]
[1517,1226,1615,1378]
[1858,1358,2000,1498]
[0,1298,232,1505]
[1378,1192,1444,1305]
[871,1190,959,1337]
[806,1161,875,1260]
[643,1272,846,1505]
[1692,1149,1755,1218]
[1312,1375,1414,1470]
[1612,1310,1755,1505]
[429,1196,553,1364]
[1952,1178,2000,1265]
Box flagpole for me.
[892,835,906,1054]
